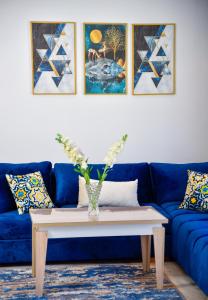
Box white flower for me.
[58,134,88,169]
[56,133,128,184]
[103,135,128,168]
[81,161,88,170]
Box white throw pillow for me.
[78,176,139,208]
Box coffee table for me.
[30,206,168,296]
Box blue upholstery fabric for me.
[160,201,208,294]
[0,210,31,240]
[0,237,140,264]
[150,162,208,204]
[1,161,208,295]
[54,163,152,206]
[0,161,52,213]
[170,213,208,294]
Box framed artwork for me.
[31,22,76,95]
[132,24,175,95]
[84,23,127,95]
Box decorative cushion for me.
[54,163,152,207]
[179,170,208,211]
[78,176,139,208]
[0,161,52,213]
[6,171,54,215]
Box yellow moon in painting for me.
[90,30,102,44]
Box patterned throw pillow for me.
[179,170,208,211]
[6,171,54,215]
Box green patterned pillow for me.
[179,170,208,211]
[6,171,54,215]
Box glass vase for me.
[85,181,102,220]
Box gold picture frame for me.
[84,22,128,95]
[132,23,176,95]
[31,21,76,95]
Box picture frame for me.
[31,21,76,95]
[84,23,127,95]
[132,23,176,95]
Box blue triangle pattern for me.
[45,48,52,59]
[57,45,67,55]
[157,47,166,57]
[52,61,66,76]
[34,72,42,87]
[152,61,169,76]
[140,62,152,72]
[52,76,62,87]
[152,77,161,87]
[55,24,65,35]
[134,72,142,88]
[43,35,56,50]
[156,25,165,38]
[39,61,53,72]
[145,36,156,52]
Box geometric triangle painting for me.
[31,22,76,94]
[132,24,175,95]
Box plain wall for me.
[0,0,207,164]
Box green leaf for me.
[97,169,101,180]
[55,133,63,143]
[122,134,128,142]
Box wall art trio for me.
[31,22,175,95]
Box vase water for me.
[85,181,102,219]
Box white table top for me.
[30,206,168,227]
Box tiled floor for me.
[165,262,207,300]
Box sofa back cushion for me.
[54,163,152,207]
[0,161,52,213]
[150,162,208,204]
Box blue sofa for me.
[0,161,208,295]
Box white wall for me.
[0,0,207,164]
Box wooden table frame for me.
[30,207,168,296]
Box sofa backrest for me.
[150,162,208,204]
[53,163,153,207]
[2,161,208,213]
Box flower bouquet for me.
[55,133,128,219]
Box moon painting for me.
[84,23,127,94]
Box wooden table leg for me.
[32,225,36,277]
[153,227,165,289]
[141,235,151,272]
[35,231,48,296]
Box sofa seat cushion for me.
[160,201,201,218]
[54,163,153,207]
[0,161,52,213]
[188,231,208,294]
[171,212,208,255]
[170,213,208,294]
[150,162,208,204]
[0,210,31,240]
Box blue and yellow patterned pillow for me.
[179,170,208,211]
[6,171,54,215]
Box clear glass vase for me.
[85,181,102,220]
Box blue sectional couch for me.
[0,161,208,295]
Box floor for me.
[164,262,207,300]
[0,261,207,300]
